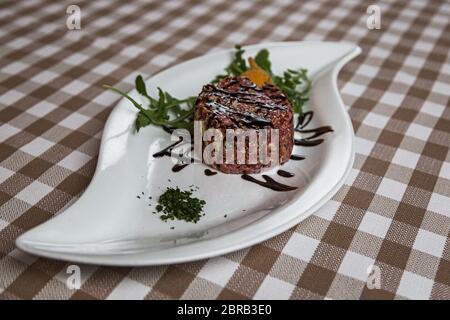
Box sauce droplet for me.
[277,170,294,178]
[294,138,324,147]
[290,154,305,161]
[172,163,189,172]
[204,169,217,176]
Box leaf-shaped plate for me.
[16,42,361,266]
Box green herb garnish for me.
[254,49,272,74]
[103,45,311,133]
[103,75,196,133]
[213,45,249,83]
[272,69,311,114]
[155,187,206,223]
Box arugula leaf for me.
[135,112,152,132]
[135,75,148,98]
[212,45,249,83]
[272,68,311,114]
[228,44,248,75]
[103,78,197,133]
[254,49,271,73]
[102,84,146,113]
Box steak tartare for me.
[195,76,294,174]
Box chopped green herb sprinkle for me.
[155,187,206,223]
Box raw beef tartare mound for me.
[195,76,294,174]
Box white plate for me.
[16,42,361,266]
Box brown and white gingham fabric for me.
[0,0,449,300]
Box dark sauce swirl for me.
[153,137,184,158]
[277,170,294,177]
[241,174,297,192]
[204,169,217,176]
[290,154,305,161]
[205,84,286,110]
[296,111,314,129]
[206,101,272,129]
[294,138,324,146]
[172,163,189,172]
[294,111,333,147]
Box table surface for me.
[0,0,449,300]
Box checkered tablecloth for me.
[0,0,449,300]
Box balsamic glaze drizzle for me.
[294,111,333,147]
[277,170,294,178]
[153,138,192,172]
[296,111,314,129]
[172,163,189,172]
[295,126,334,139]
[152,137,184,158]
[204,169,217,176]
[206,101,272,128]
[206,85,286,110]
[241,174,297,192]
[294,138,324,147]
[290,154,305,161]
[162,126,175,135]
